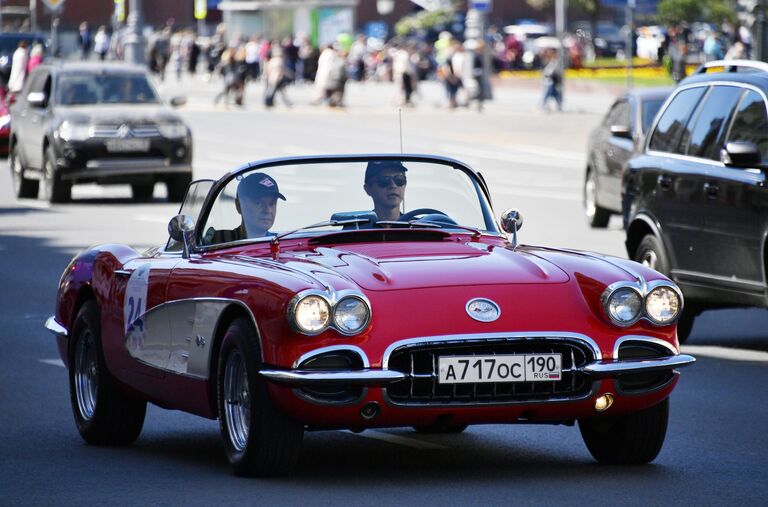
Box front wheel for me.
[584,169,611,228]
[10,142,39,198]
[69,301,147,445]
[41,146,71,203]
[579,398,669,464]
[217,318,304,477]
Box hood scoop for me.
[309,229,450,245]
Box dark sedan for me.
[9,62,192,203]
[583,87,672,227]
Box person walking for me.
[93,26,110,61]
[541,48,563,112]
[7,40,28,97]
[392,44,417,106]
[78,22,91,60]
[26,43,44,74]
[263,46,292,108]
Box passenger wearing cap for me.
[363,160,408,221]
[205,172,286,244]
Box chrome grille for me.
[385,338,595,406]
[90,124,160,138]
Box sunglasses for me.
[374,174,407,187]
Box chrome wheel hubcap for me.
[224,350,250,452]
[74,329,98,421]
[584,174,596,218]
[641,250,658,269]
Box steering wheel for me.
[399,208,457,225]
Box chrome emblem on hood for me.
[466,298,500,322]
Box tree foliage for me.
[526,0,600,16]
[657,0,738,26]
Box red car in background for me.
[0,88,9,156]
[45,154,695,477]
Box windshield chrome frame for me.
[191,154,502,254]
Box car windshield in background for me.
[641,99,666,133]
[56,73,160,106]
[200,159,494,245]
[0,35,43,53]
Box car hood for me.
[56,104,180,124]
[254,241,572,291]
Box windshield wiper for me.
[376,220,483,240]
[269,218,372,256]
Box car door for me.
[645,85,707,273]
[698,88,768,293]
[12,69,43,166]
[22,69,51,169]
[603,98,634,206]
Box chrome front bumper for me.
[259,354,696,387]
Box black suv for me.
[623,60,768,341]
[9,62,192,203]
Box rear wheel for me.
[579,398,669,464]
[166,173,192,202]
[131,182,155,202]
[41,146,71,203]
[10,142,39,198]
[217,317,304,477]
[69,301,147,445]
[584,169,611,228]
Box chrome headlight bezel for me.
[332,295,372,335]
[288,289,372,337]
[601,280,683,327]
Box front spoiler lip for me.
[259,354,696,387]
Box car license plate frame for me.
[105,139,150,152]
[438,354,562,384]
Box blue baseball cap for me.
[237,172,286,201]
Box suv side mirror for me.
[27,92,46,108]
[721,141,762,167]
[610,124,632,140]
[169,96,187,108]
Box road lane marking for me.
[681,345,768,363]
[494,187,581,201]
[40,359,65,368]
[133,214,171,224]
[342,430,446,449]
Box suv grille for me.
[386,338,595,406]
[91,124,160,138]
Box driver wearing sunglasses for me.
[363,160,408,221]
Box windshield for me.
[198,158,496,247]
[56,73,160,105]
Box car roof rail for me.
[695,59,768,74]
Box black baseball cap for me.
[237,172,286,201]
[364,160,408,182]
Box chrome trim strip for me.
[613,335,679,359]
[382,332,602,368]
[292,345,370,369]
[45,316,68,337]
[260,369,406,386]
[580,354,696,378]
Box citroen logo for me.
[466,298,501,322]
[117,124,132,138]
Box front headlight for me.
[605,287,643,326]
[645,286,682,325]
[292,295,331,334]
[58,120,91,141]
[158,123,188,138]
[333,296,371,335]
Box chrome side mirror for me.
[500,209,523,248]
[169,96,187,108]
[610,124,632,140]
[168,214,195,257]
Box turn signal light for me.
[595,393,614,412]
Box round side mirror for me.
[169,96,187,108]
[500,209,523,234]
[168,214,195,242]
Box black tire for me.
[634,234,670,274]
[166,173,192,203]
[675,305,698,343]
[131,182,155,202]
[217,317,304,477]
[9,141,39,198]
[584,169,611,228]
[412,423,468,434]
[69,300,147,446]
[579,398,669,464]
[41,145,71,203]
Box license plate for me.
[105,139,150,152]
[438,354,562,384]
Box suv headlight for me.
[58,120,91,141]
[158,123,188,138]
[645,285,682,325]
[333,296,371,335]
[604,286,643,326]
[291,294,331,334]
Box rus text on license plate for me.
[438,354,562,384]
[105,139,150,152]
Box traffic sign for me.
[41,0,65,12]
[194,0,207,20]
[469,0,492,12]
[114,0,125,23]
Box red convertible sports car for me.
[46,154,694,476]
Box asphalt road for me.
[1,76,767,505]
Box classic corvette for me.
[46,154,695,476]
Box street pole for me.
[123,0,146,65]
[30,0,37,32]
[757,0,767,62]
[51,16,60,57]
[627,0,634,89]
[555,0,567,89]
